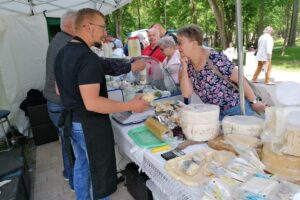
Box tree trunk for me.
[208,0,227,49]
[255,0,265,45]
[287,0,299,46]
[190,0,197,24]
[114,9,122,40]
[137,0,141,29]
[281,2,292,55]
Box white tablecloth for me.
[111,118,208,200]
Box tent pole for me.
[235,0,245,115]
[28,0,34,15]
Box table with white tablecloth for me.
[111,117,209,200]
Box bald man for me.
[152,23,177,43]
[43,10,77,190]
[55,8,148,200]
[142,27,165,62]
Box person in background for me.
[54,8,148,200]
[177,24,266,120]
[252,26,274,84]
[142,28,165,62]
[158,36,181,93]
[151,23,177,43]
[112,42,125,57]
[43,10,76,190]
[112,34,123,48]
[223,42,235,62]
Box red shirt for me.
[142,45,165,62]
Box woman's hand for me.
[180,56,189,71]
[251,101,267,114]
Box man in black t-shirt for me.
[55,8,148,200]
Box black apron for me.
[59,36,118,199]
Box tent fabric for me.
[0,1,131,136]
[0,0,131,17]
[0,14,49,136]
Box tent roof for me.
[0,0,131,17]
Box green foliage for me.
[269,38,300,71]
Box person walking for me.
[252,26,274,84]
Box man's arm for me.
[101,58,145,76]
[79,83,148,113]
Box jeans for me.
[71,122,110,200]
[219,100,256,121]
[47,101,74,189]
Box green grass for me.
[272,41,300,71]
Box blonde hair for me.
[177,24,203,45]
[75,8,104,31]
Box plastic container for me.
[128,36,141,57]
[128,126,168,148]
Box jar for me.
[128,36,141,57]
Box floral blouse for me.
[187,50,239,111]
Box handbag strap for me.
[207,60,239,91]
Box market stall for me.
[110,95,300,199]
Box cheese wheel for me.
[182,123,219,142]
[224,134,260,148]
[261,144,300,182]
[180,104,220,125]
[281,128,300,157]
[222,115,264,137]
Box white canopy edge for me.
[0,0,132,17]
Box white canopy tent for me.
[0,0,131,17]
[0,0,131,136]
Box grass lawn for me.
[272,38,300,72]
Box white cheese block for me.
[222,115,264,137]
[281,112,300,156]
[180,104,220,125]
[182,122,219,142]
[224,134,260,148]
[275,107,300,138]
[262,144,300,182]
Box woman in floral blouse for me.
[177,24,266,120]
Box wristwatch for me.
[249,99,258,105]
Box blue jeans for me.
[219,100,256,121]
[47,101,74,189]
[71,122,110,200]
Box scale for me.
[112,108,155,125]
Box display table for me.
[111,118,208,200]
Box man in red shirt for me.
[142,28,165,62]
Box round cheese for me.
[262,144,300,182]
[182,123,219,142]
[222,115,264,137]
[180,104,220,125]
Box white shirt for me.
[162,50,181,84]
[256,33,273,61]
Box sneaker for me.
[265,81,275,85]
[63,171,69,181]
[252,80,258,83]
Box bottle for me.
[128,36,141,57]
[128,36,147,84]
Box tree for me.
[208,0,227,49]
[288,0,299,46]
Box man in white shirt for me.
[252,26,274,84]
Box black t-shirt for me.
[55,42,107,109]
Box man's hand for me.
[129,95,149,113]
[131,59,146,72]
